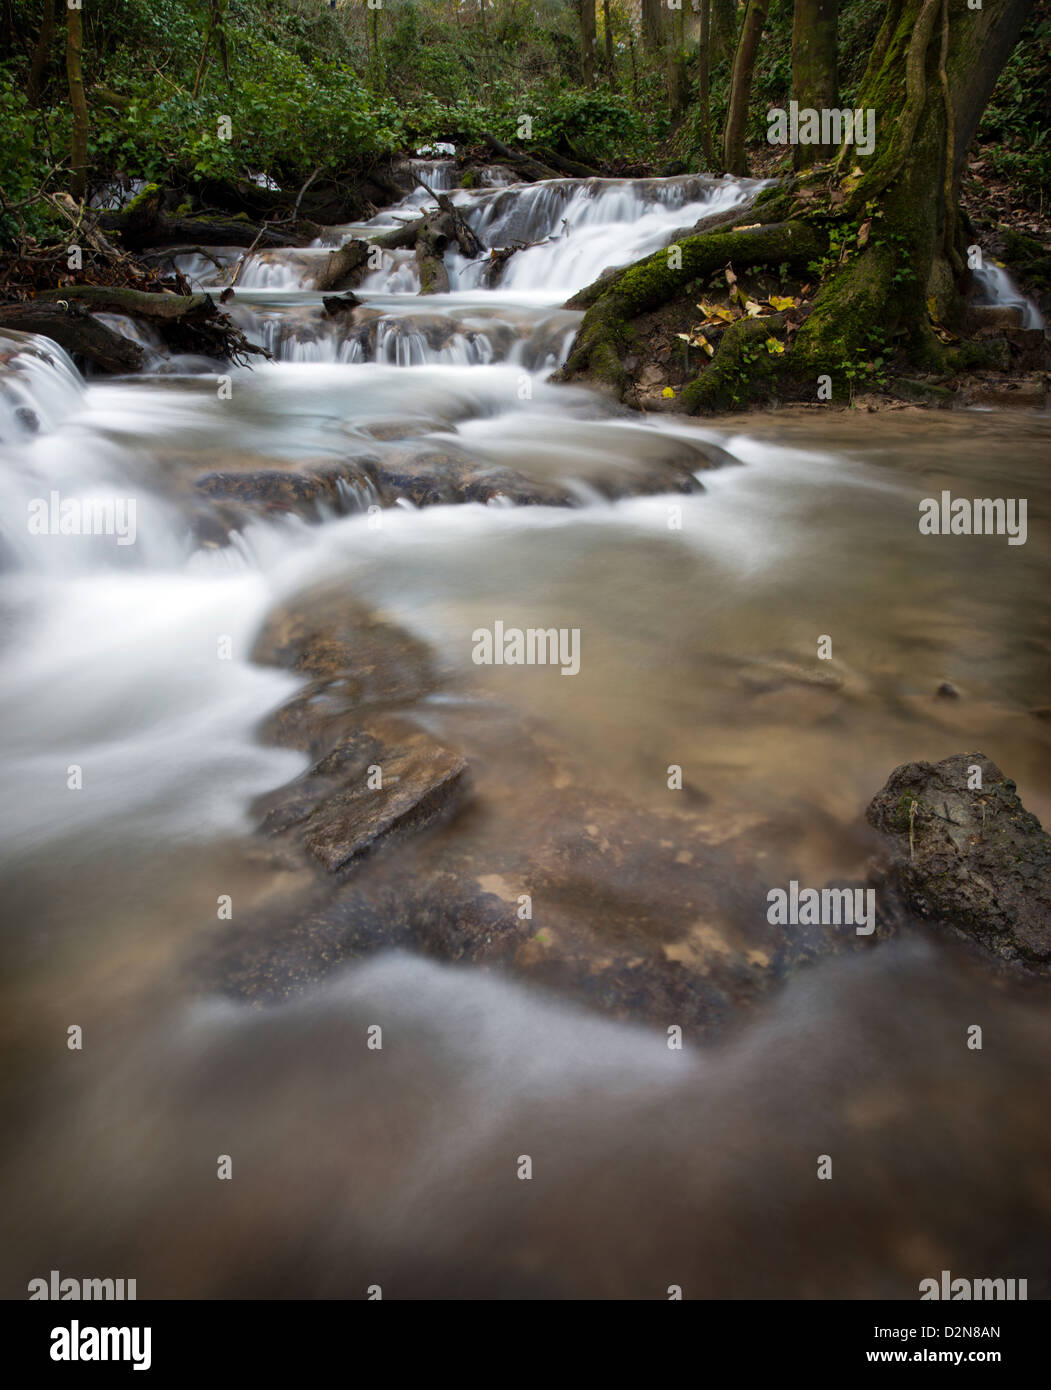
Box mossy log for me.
[31,285,264,367]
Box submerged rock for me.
[867,752,1051,971]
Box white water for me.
[972,261,1046,329]
[1,164,1050,1299]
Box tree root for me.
[558,220,824,400]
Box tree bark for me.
[710,0,738,64]
[722,0,770,176]
[640,0,663,51]
[26,0,55,106]
[791,0,839,168]
[580,0,597,86]
[66,2,89,202]
[667,2,688,119]
[697,0,716,167]
[603,0,614,75]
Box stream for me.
[1,161,1049,1299]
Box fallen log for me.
[0,301,145,373]
[531,146,602,180]
[100,191,304,251]
[480,133,560,182]
[307,239,371,293]
[415,212,453,294]
[36,285,215,320]
[35,285,265,365]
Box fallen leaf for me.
[697,301,735,323]
[857,219,871,247]
[767,294,798,311]
[744,299,765,317]
[661,386,676,398]
[735,223,760,231]
[765,337,785,355]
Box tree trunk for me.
[603,0,614,75]
[667,2,688,119]
[722,0,770,176]
[697,0,715,167]
[26,0,55,106]
[710,0,738,64]
[792,0,1033,376]
[66,2,89,202]
[579,0,596,86]
[640,0,663,51]
[560,0,1034,412]
[791,0,839,168]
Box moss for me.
[561,221,825,398]
[681,314,786,414]
[123,181,161,215]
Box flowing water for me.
[1,163,1049,1299]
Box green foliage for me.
[978,7,1051,197]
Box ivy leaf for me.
[765,337,786,355]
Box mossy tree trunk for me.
[562,0,1033,413]
[66,1,88,203]
[722,0,770,176]
[788,0,1032,381]
[791,0,839,168]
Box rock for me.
[866,752,1051,971]
[936,681,960,698]
[322,293,362,316]
[254,715,467,873]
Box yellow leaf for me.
[735,223,760,231]
[698,301,735,323]
[767,295,798,311]
[765,337,785,355]
[701,337,715,357]
[661,387,676,398]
